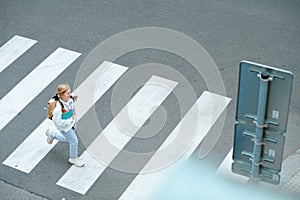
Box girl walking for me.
[46,83,84,167]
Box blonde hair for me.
[57,83,78,101]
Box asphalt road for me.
[0,0,299,199]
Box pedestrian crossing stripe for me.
[0,35,37,74]
[0,47,81,132]
[2,61,128,173]
[56,75,178,195]
[119,91,231,200]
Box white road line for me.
[2,61,128,173]
[119,91,231,200]
[0,35,37,73]
[56,75,178,195]
[0,47,80,132]
[216,148,248,182]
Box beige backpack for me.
[47,98,57,120]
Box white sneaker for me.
[46,129,54,144]
[69,157,85,167]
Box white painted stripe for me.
[119,91,231,200]
[216,148,248,182]
[2,61,128,173]
[0,35,37,73]
[56,75,178,195]
[0,47,80,132]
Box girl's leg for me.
[51,130,68,142]
[61,128,78,159]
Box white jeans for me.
[51,128,78,159]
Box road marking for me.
[0,47,80,132]
[2,61,128,173]
[56,75,178,195]
[0,35,37,73]
[119,91,231,200]
[216,148,248,182]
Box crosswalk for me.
[0,35,232,198]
